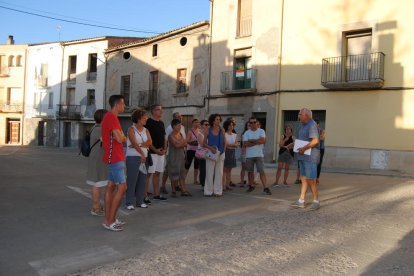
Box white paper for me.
[293,139,311,155]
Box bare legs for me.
[104,182,127,225]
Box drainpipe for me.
[21,47,28,145]
[103,52,109,110]
[207,0,214,115]
[58,43,65,147]
[273,0,284,161]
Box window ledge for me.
[172,92,189,97]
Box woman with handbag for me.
[185,119,201,184]
[203,114,226,196]
[125,109,153,210]
[223,120,238,191]
[168,119,191,196]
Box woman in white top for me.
[223,120,238,191]
[125,109,152,209]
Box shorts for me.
[246,157,264,173]
[108,161,126,184]
[299,160,317,179]
[148,154,165,174]
[278,150,293,164]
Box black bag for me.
[79,128,99,157]
[146,150,153,166]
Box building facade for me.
[0,36,27,145]
[209,0,414,175]
[105,21,210,131]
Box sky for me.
[0,0,211,45]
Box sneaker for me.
[290,200,305,208]
[282,183,290,188]
[308,201,320,211]
[246,185,255,193]
[272,183,280,188]
[160,187,168,195]
[144,197,152,205]
[138,203,148,208]
[126,205,135,210]
[263,188,272,195]
[294,179,301,185]
[153,195,167,201]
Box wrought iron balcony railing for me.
[0,102,23,112]
[321,52,385,89]
[126,90,159,111]
[221,69,257,93]
[56,104,81,120]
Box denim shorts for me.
[108,161,126,184]
[246,157,264,173]
[299,160,317,179]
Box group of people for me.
[85,94,325,232]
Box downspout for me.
[273,0,284,161]
[207,0,214,115]
[21,47,28,145]
[58,43,65,147]
[104,52,109,110]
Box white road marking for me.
[66,185,129,216]
[29,245,121,276]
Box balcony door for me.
[345,30,372,81]
[66,88,75,105]
[234,56,252,90]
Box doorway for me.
[37,121,46,146]
[234,57,252,90]
[6,118,20,144]
[64,122,71,147]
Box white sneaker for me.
[139,203,148,208]
[126,205,135,210]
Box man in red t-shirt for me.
[101,95,127,232]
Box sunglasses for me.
[203,123,210,126]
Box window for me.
[237,0,252,37]
[176,68,187,93]
[0,55,7,75]
[180,37,187,46]
[87,89,95,105]
[152,44,158,57]
[283,110,326,137]
[16,55,22,66]
[6,88,11,105]
[87,53,97,81]
[68,55,77,80]
[149,71,159,105]
[8,55,14,67]
[48,92,54,109]
[66,88,75,105]
[36,64,48,88]
[234,49,252,89]
[121,75,131,106]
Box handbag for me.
[146,149,153,166]
[196,146,220,161]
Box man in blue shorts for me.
[291,108,320,210]
[101,95,127,231]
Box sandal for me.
[90,208,105,216]
[181,191,192,197]
[102,222,123,232]
[115,218,126,226]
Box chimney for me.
[7,35,14,45]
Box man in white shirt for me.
[243,117,271,195]
[161,112,186,194]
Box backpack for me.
[79,127,99,157]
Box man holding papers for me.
[291,108,321,210]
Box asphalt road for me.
[1,146,414,276]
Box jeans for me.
[126,156,147,206]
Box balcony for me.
[221,69,257,94]
[26,104,55,118]
[127,90,159,111]
[56,104,81,120]
[321,52,385,89]
[0,102,23,113]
